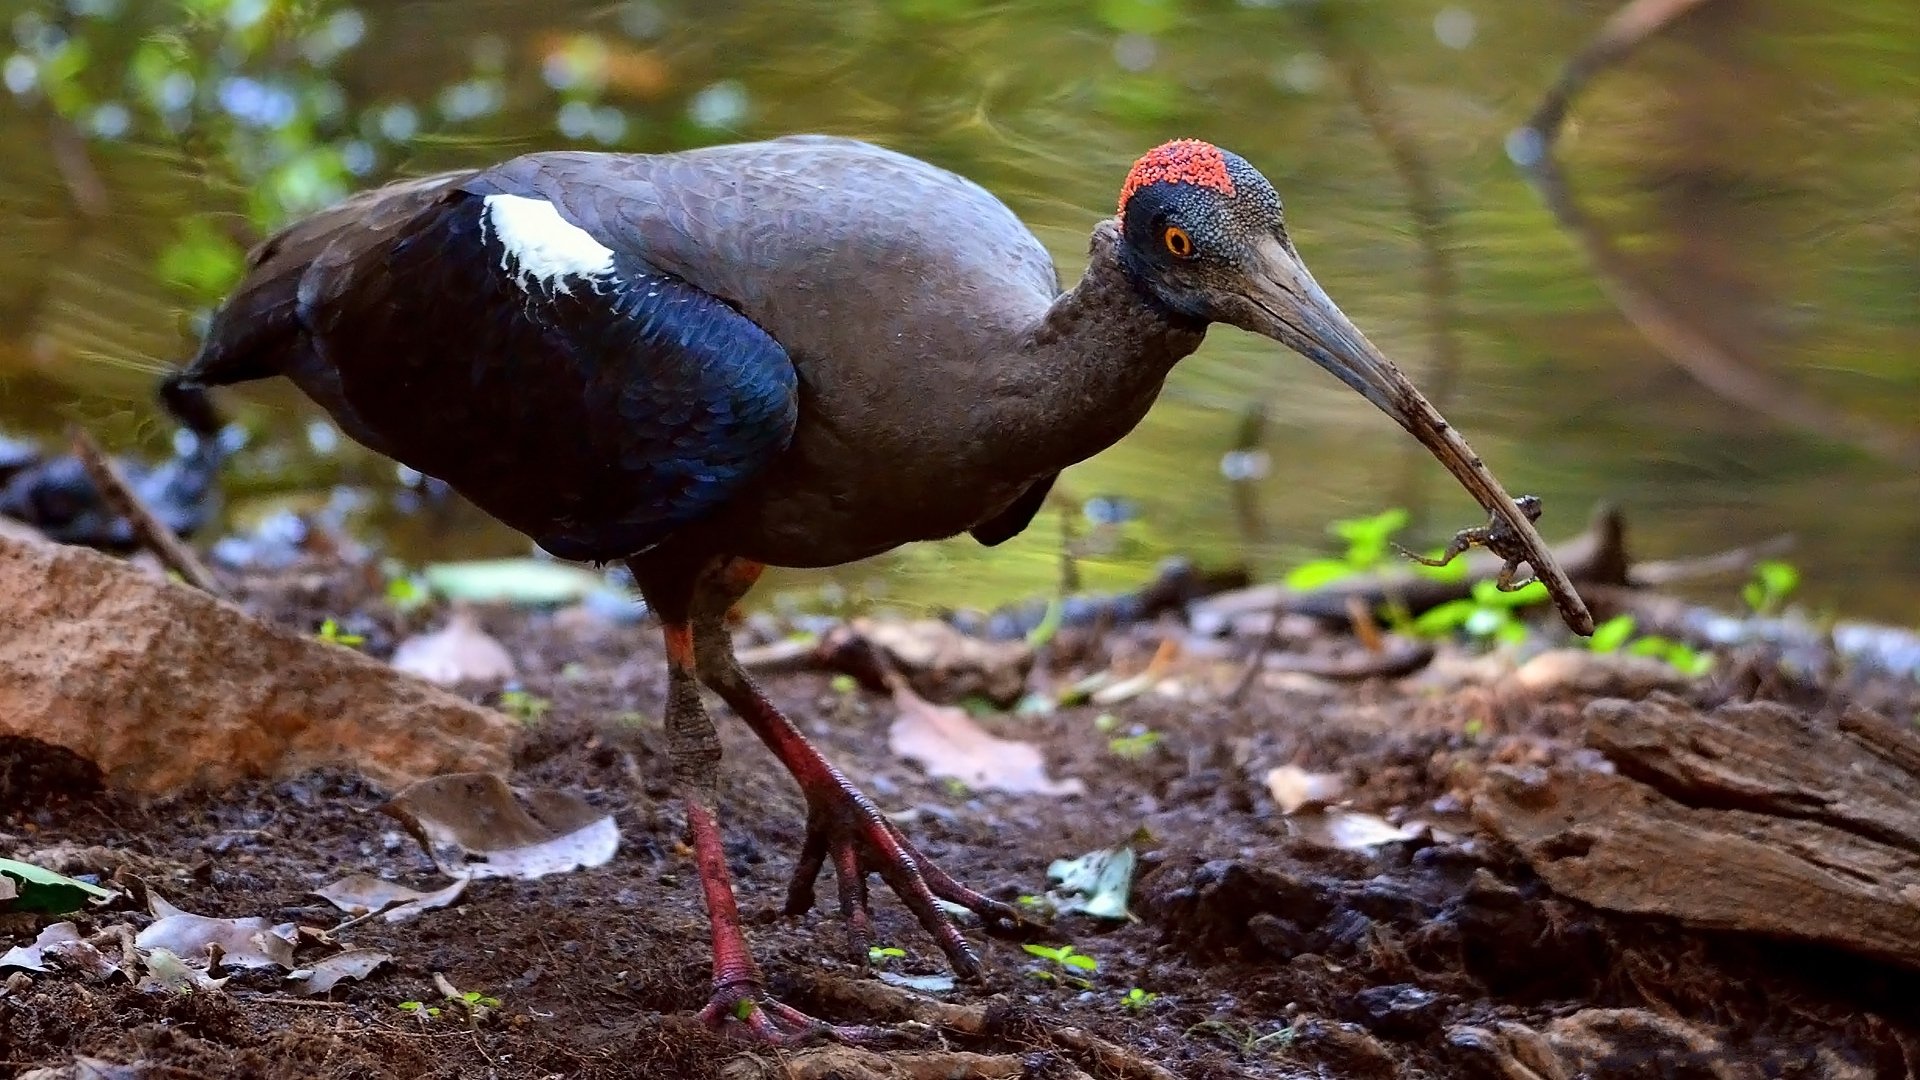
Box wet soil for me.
[2,570,1918,1079]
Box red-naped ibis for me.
[161,135,1590,1043]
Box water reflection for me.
[0,0,1914,619]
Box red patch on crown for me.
[1117,139,1235,214]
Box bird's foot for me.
[783,773,1032,979]
[695,978,897,1047]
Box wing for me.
[287,180,797,563]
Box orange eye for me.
[1163,226,1194,258]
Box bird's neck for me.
[989,220,1206,475]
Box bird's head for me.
[1116,139,1592,634]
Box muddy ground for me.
[2,562,1919,1080]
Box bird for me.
[160,134,1589,1044]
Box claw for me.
[782,778,1035,980]
[696,980,899,1047]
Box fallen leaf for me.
[135,894,298,969]
[137,947,226,992]
[1045,845,1135,920]
[0,914,103,976]
[17,1056,146,1080]
[887,686,1083,797]
[390,606,517,686]
[1290,809,1420,852]
[424,559,610,606]
[312,874,468,924]
[876,971,957,993]
[0,858,115,914]
[1265,765,1346,815]
[287,948,392,995]
[381,773,619,880]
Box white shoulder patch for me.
[481,193,617,294]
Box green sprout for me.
[1016,894,1056,915]
[1583,614,1713,675]
[1627,635,1714,677]
[829,673,859,695]
[1284,508,1411,589]
[942,777,972,798]
[867,945,907,966]
[498,690,552,724]
[1743,559,1800,616]
[398,1000,441,1020]
[384,573,428,612]
[1585,613,1637,653]
[1107,730,1163,760]
[1411,579,1547,645]
[1023,942,1098,978]
[316,618,365,647]
[1120,987,1157,1010]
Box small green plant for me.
[384,574,428,612]
[941,777,972,798]
[1107,729,1162,760]
[1413,579,1547,645]
[1285,508,1410,589]
[316,618,365,647]
[1627,635,1714,677]
[1582,614,1713,675]
[1585,613,1637,653]
[1120,987,1157,1010]
[398,1000,441,1020]
[1016,893,1056,915]
[498,690,551,724]
[829,673,859,695]
[1743,559,1800,616]
[458,990,502,1013]
[1023,943,1097,989]
[867,945,907,966]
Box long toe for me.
[696,981,906,1048]
[785,783,1040,981]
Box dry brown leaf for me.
[390,606,517,686]
[0,922,117,979]
[887,685,1082,797]
[287,948,392,996]
[312,874,468,924]
[135,894,298,969]
[1289,809,1419,852]
[381,773,619,880]
[1265,765,1346,814]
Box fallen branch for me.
[720,1048,1051,1080]
[1514,0,1920,467]
[69,427,224,598]
[800,976,1183,1080]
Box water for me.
[1,0,1915,621]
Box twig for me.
[800,975,1183,1080]
[68,427,224,597]
[1515,0,1920,467]
[1228,595,1288,705]
[327,896,411,936]
[1630,533,1795,587]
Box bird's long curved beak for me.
[1238,236,1594,635]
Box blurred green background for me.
[1,0,1915,619]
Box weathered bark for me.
[1476,693,1920,971]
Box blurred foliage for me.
[1,0,1917,621]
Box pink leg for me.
[689,562,1028,979]
[661,622,886,1046]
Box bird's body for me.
[165,134,1586,1045]
[187,136,1199,568]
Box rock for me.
[0,532,518,796]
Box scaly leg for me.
[688,558,1027,978]
[645,599,884,1045]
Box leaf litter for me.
[379,772,620,879]
[887,681,1083,797]
[1045,845,1137,920]
[389,605,517,686]
[136,893,299,969]
[311,873,468,924]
